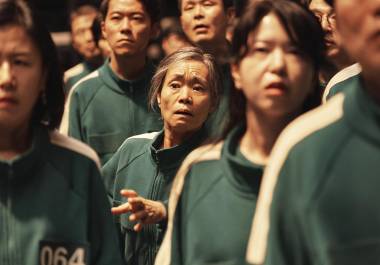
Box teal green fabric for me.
[0,126,123,265]
[172,125,263,265]
[102,128,207,265]
[68,60,163,165]
[264,75,380,265]
[204,63,232,140]
[326,73,360,101]
[65,61,99,94]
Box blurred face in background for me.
[180,0,228,47]
[0,24,45,131]
[102,0,155,58]
[309,0,339,60]
[71,14,101,60]
[334,0,380,82]
[232,13,314,118]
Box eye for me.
[251,46,270,54]
[193,85,205,92]
[110,14,122,21]
[285,45,302,56]
[183,3,195,11]
[12,58,30,67]
[132,14,144,21]
[169,82,181,89]
[203,0,214,6]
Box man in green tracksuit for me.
[102,128,207,265]
[0,125,123,265]
[246,0,380,264]
[60,0,162,165]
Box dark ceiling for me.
[29,0,179,32]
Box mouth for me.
[117,39,134,44]
[265,82,287,96]
[174,109,193,117]
[0,97,18,108]
[193,24,209,33]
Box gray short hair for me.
[149,46,222,112]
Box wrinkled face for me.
[335,0,380,80]
[71,14,101,60]
[0,25,45,130]
[309,0,339,59]
[157,60,213,134]
[180,0,228,46]
[102,0,154,58]
[232,14,314,118]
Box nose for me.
[84,29,94,43]
[0,62,14,90]
[194,4,204,19]
[178,86,192,104]
[120,17,132,33]
[268,49,286,74]
[321,15,332,32]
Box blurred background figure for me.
[91,14,112,59]
[161,17,191,56]
[64,5,103,93]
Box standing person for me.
[156,1,324,264]
[103,46,221,265]
[0,1,123,265]
[64,5,103,93]
[60,0,163,165]
[179,0,234,137]
[247,0,380,265]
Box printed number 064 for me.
[40,246,85,265]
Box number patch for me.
[39,240,88,265]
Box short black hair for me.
[0,0,64,129]
[178,0,233,14]
[100,0,162,24]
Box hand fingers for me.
[128,197,145,211]
[111,202,131,215]
[129,210,148,222]
[120,189,138,198]
[133,222,143,232]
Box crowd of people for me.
[0,0,379,264]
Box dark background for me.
[29,0,180,32]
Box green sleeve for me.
[68,90,85,142]
[264,161,312,265]
[88,162,124,265]
[101,149,122,201]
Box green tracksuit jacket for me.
[157,126,263,265]
[102,128,207,265]
[64,61,99,94]
[246,75,380,265]
[0,125,123,265]
[63,60,162,165]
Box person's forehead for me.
[309,0,332,12]
[108,0,147,13]
[167,61,209,78]
[181,0,224,7]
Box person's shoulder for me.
[323,63,362,103]
[64,63,85,83]
[117,131,160,153]
[48,130,101,169]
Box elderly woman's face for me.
[157,60,212,134]
[232,13,314,118]
[0,25,45,130]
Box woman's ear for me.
[231,63,242,90]
[156,93,161,106]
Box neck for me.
[239,109,295,165]
[0,123,32,160]
[162,127,198,149]
[109,52,147,80]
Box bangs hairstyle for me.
[100,0,162,24]
[149,46,222,112]
[223,0,325,137]
[0,0,64,129]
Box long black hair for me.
[0,0,65,129]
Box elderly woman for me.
[0,0,123,264]
[102,46,221,265]
[155,1,325,264]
